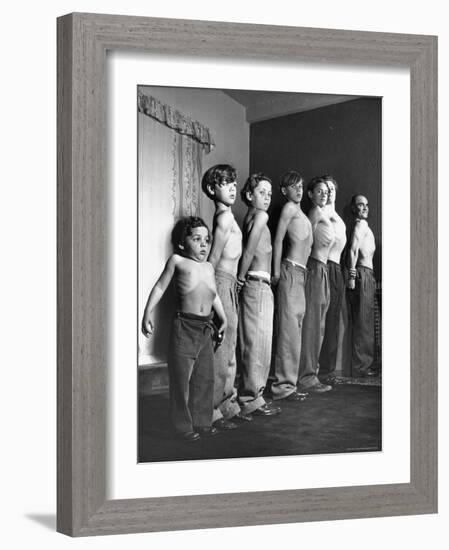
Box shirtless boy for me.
[237,173,281,416]
[318,176,347,385]
[202,164,248,430]
[141,216,227,442]
[298,176,336,393]
[347,194,378,377]
[271,171,313,401]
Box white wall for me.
[141,85,250,226]
[1,1,446,550]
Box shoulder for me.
[308,206,322,223]
[215,210,234,229]
[280,201,297,219]
[253,210,269,225]
[354,219,368,231]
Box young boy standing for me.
[271,171,313,402]
[202,164,248,430]
[141,217,227,442]
[237,173,281,416]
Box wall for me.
[250,97,382,277]
[3,2,446,550]
[141,85,250,227]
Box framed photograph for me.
[57,13,437,536]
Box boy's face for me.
[282,180,303,204]
[210,180,237,207]
[308,182,329,207]
[326,180,336,205]
[181,226,211,262]
[247,180,272,211]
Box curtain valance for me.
[138,92,215,153]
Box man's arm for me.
[207,210,234,268]
[237,211,268,282]
[272,203,294,284]
[346,220,366,289]
[141,255,177,336]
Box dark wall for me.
[250,97,382,278]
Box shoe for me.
[252,403,281,416]
[234,411,253,422]
[213,418,238,430]
[194,426,219,437]
[284,390,310,402]
[175,431,200,442]
[319,374,337,385]
[299,382,332,393]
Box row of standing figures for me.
[142,165,379,442]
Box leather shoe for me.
[252,403,281,416]
[299,382,332,393]
[175,431,200,442]
[194,426,219,437]
[213,418,238,431]
[283,390,310,402]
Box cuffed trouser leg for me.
[271,261,307,399]
[212,270,241,421]
[238,279,274,413]
[298,258,330,388]
[319,261,344,377]
[348,266,376,375]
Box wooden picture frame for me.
[57,12,437,536]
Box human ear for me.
[207,183,215,197]
[281,187,287,197]
[246,191,253,203]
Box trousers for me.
[347,265,376,375]
[238,277,274,413]
[167,311,215,433]
[319,260,345,376]
[271,260,307,399]
[298,257,330,388]
[212,269,241,421]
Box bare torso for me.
[357,222,376,269]
[243,211,272,273]
[284,206,313,266]
[309,205,335,264]
[327,208,347,263]
[214,214,242,276]
[175,256,217,314]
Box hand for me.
[236,278,245,293]
[271,275,280,287]
[347,278,355,290]
[216,319,227,344]
[141,317,154,338]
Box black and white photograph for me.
[137,85,382,463]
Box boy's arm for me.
[272,204,293,284]
[141,256,177,337]
[207,211,234,268]
[346,220,366,289]
[308,206,323,233]
[212,293,227,341]
[237,211,268,282]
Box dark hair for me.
[171,216,210,251]
[321,174,338,191]
[201,164,237,199]
[350,194,367,212]
[240,173,272,205]
[279,170,304,190]
[307,175,329,194]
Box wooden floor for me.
[138,379,382,463]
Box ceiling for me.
[223,89,361,123]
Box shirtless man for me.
[298,176,336,393]
[347,194,378,377]
[202,164,248,430]
[141,217,227,441]
[271,171,313,401]
[236,173,281,416]
[318,176,347,384]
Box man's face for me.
[211,180,237,206]
[248,180,272,211]
[181,226,211,262]
[309,182,329,207]
[353,195,369,219]
[282,180,303,204]
[326,180,336,205]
